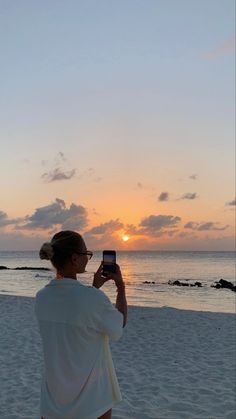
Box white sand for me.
[0,294,235,419]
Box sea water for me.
[0,251,235,313]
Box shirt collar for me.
[47,278,83,286]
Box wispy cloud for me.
[0,211,24,228]
[124,224,140,235]
[204,36,235,60]
[41,152,76,183]
[197,222,228,231]
[42,168,76,182]
[180,193,198,200]
[0,211,10,227]
[184,221,229,231]
[57,151,66,163]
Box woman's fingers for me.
[93,262,123,289]
[97,263,103,273]
[95,263,103,275]
[108,264,121,279]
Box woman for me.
[35,230,127,419]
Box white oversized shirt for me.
[35,278,123,419]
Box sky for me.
[0,0,235,251]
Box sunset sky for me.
[0,0,235,251]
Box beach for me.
[0,294,235,419]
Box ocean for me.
[0,251,235,313]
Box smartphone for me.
[102,250,116,275]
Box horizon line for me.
[1,249,235,253]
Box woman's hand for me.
[93,263,125,290]
[93,263,110,289]
[101,264,125,290]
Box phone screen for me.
[103,251,116,274]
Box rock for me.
[169,280,202,288]
[172,280,189,286]
[143,281,156,284]
[172,280,181,286]
[211,279,236,292]
[0,266,51,271]
[14,267,51,271]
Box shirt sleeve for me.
[93,289,124,341]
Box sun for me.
[122,235,130,242]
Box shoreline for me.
[0,288,235,314]
[0,294,235,418]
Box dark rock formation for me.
[169,280,202,287]
[0,266,50,271]
[211,279,236,292]
[143,281,156,284]
[191,281,202,287]
[14,267,51,271]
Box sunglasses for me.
[75,251,93,260]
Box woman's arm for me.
[93,263,128,327]
[115,283,127,327]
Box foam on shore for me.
[0,294,235,419]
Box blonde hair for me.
[39,230,85,269]
[39,242,54,260]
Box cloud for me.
[86,219,123,235]
[57,151,66,163]
[189,174,198,180]
[184,221,229,231]
[158,192,169,202]
[197,222,229,231]
[139,214,181,235]
[0,211,24,228]
[204,36,235,60]
[84,216,181,249]
[124,224,140,235]
[83,219,124,250]
[41,152,76,182]
[42,168,76,182]
[226,199,236,206]
[180,193,198,200]
[0,211,8,226]
[41,152,67,168]
[184,222,196,229]
[19,198,88,230]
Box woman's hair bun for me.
[39,242,54,260]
